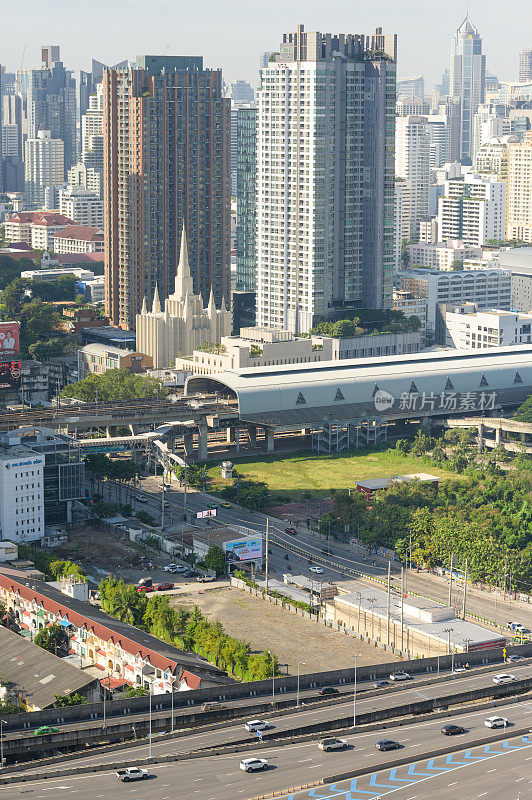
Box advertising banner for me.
[0,360,21,390]
[197,508,217,519]
[0,322,19,357]
[224,536,263,563]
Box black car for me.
[376,740,400,751]
[319,686,339,696]
[441,724,466,736]
[374,680,390,688]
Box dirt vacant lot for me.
[170,585,397,674]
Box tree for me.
[515,394,532,423]
[401,239,410,268]
[124,686,149,698]
[62,368,168,402]
[34,624,66,654]
[53,692,87,707]
[204,545,227,576]
[451,260,464,271]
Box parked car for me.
[164,564,178,572]
[154,583,174,591]
[285,527,297,535]
[34,726,59,736]
[374,680,390,689]
[493,673,516,684]
[182,569,197,577]
[484,716,509,728]
[506,655,523,663]
[245,719,271,732]
[137,585,154,593]
[136,496,148,504]
[202,701,225,712]
[137,577,153,587]
[318,737,348,751]
[197,575,216,583]
[441,724,466,736]
[389,672,411,681]
[318,686,339,695]
[375,739,400,751]
[116,767,149,782]
[309,566,324,574]
[240,758,269,772]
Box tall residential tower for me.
[103,55,231,329]
[256,25,397,333]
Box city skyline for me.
[2,0,532,91]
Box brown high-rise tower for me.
[103,55,231,329]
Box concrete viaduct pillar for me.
[495,426,501,445]
[106,426,118,438]
[183,432,194,459]
[264,427,275,453]
[197,423,208,462]
[226,427,236,443]
[247,424,257,448]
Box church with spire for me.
[135,228,232,369]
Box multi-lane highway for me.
[8,660,532,768]
[3,698,532,799]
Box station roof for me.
[186,346,532,427]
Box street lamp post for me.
[268,650,275,706]
[353,656,358,730]
[0,720,6,769]
[170,675,175,732]
[297,661,306,708]
[149,684,153,759]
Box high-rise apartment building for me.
[395,116,430,241]
[475,135,516,182]
[59,187,103,227]
[396,95,425,116]
[235,105,257,292]
[507,132,532,243]
[25,46,77,170]
[396,75,424,98]
[103,55,231,330]
[256,25,397,333]
[449,17,486,162]
[437,173,506,246]
[519,49,532,82]
[472,102,510,165]
[24,130,64,206]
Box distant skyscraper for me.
[256,25,397,333]
[24,130,64,205]
[519,49,532,82]
[26,46,77,170]
[236,105,257,291]
[395,116,430,240]
[397,75,424,98]
[449,16,486,163]
[437,173,506,246]
[103,55,231,330]
[230,80,254,105]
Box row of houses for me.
[0,569,229,695]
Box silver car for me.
[240,758,269,772]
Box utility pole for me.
[265,518,269,593]
[462,558,468,621]
[353,656,357,729]
[400,566,404,653]
[503,551,508,601]
[149,685,152,759]
[386,560,391,646]
[448,553,453,608]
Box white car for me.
[318,737,348,751]
[485,716,509,728]
[493,673,516,684]
[309,566,324,574]
[240,758,269,773]
[453,666,467,673]
[164,564,178,572]
[245,719,271,732]
[389,671,411,681]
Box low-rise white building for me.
[51,224,104,254]
[392,291,427,334]
[78,343,152,379]
[396,267,512,334]
[21,267,95,282]
[409,239,483,270]
[442,304,532,349]
[0,444,44,543]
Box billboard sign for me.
[0,360,21,390]
[224,536,263,563]
[0,322,19,357]
[197,508,217,519]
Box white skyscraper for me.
[450,16,486,162]
[519,49,532,82]
[24,130,64,205]
[395,116,430,241]
[257,25,397,333]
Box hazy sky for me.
[2,0,531,89]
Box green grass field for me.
[206,446,457,500]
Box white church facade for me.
[136,229,232,369]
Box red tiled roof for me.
[180,670,202,690]
[52,225,104,242]
[7,211,75,227]
[0,575,180,674]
